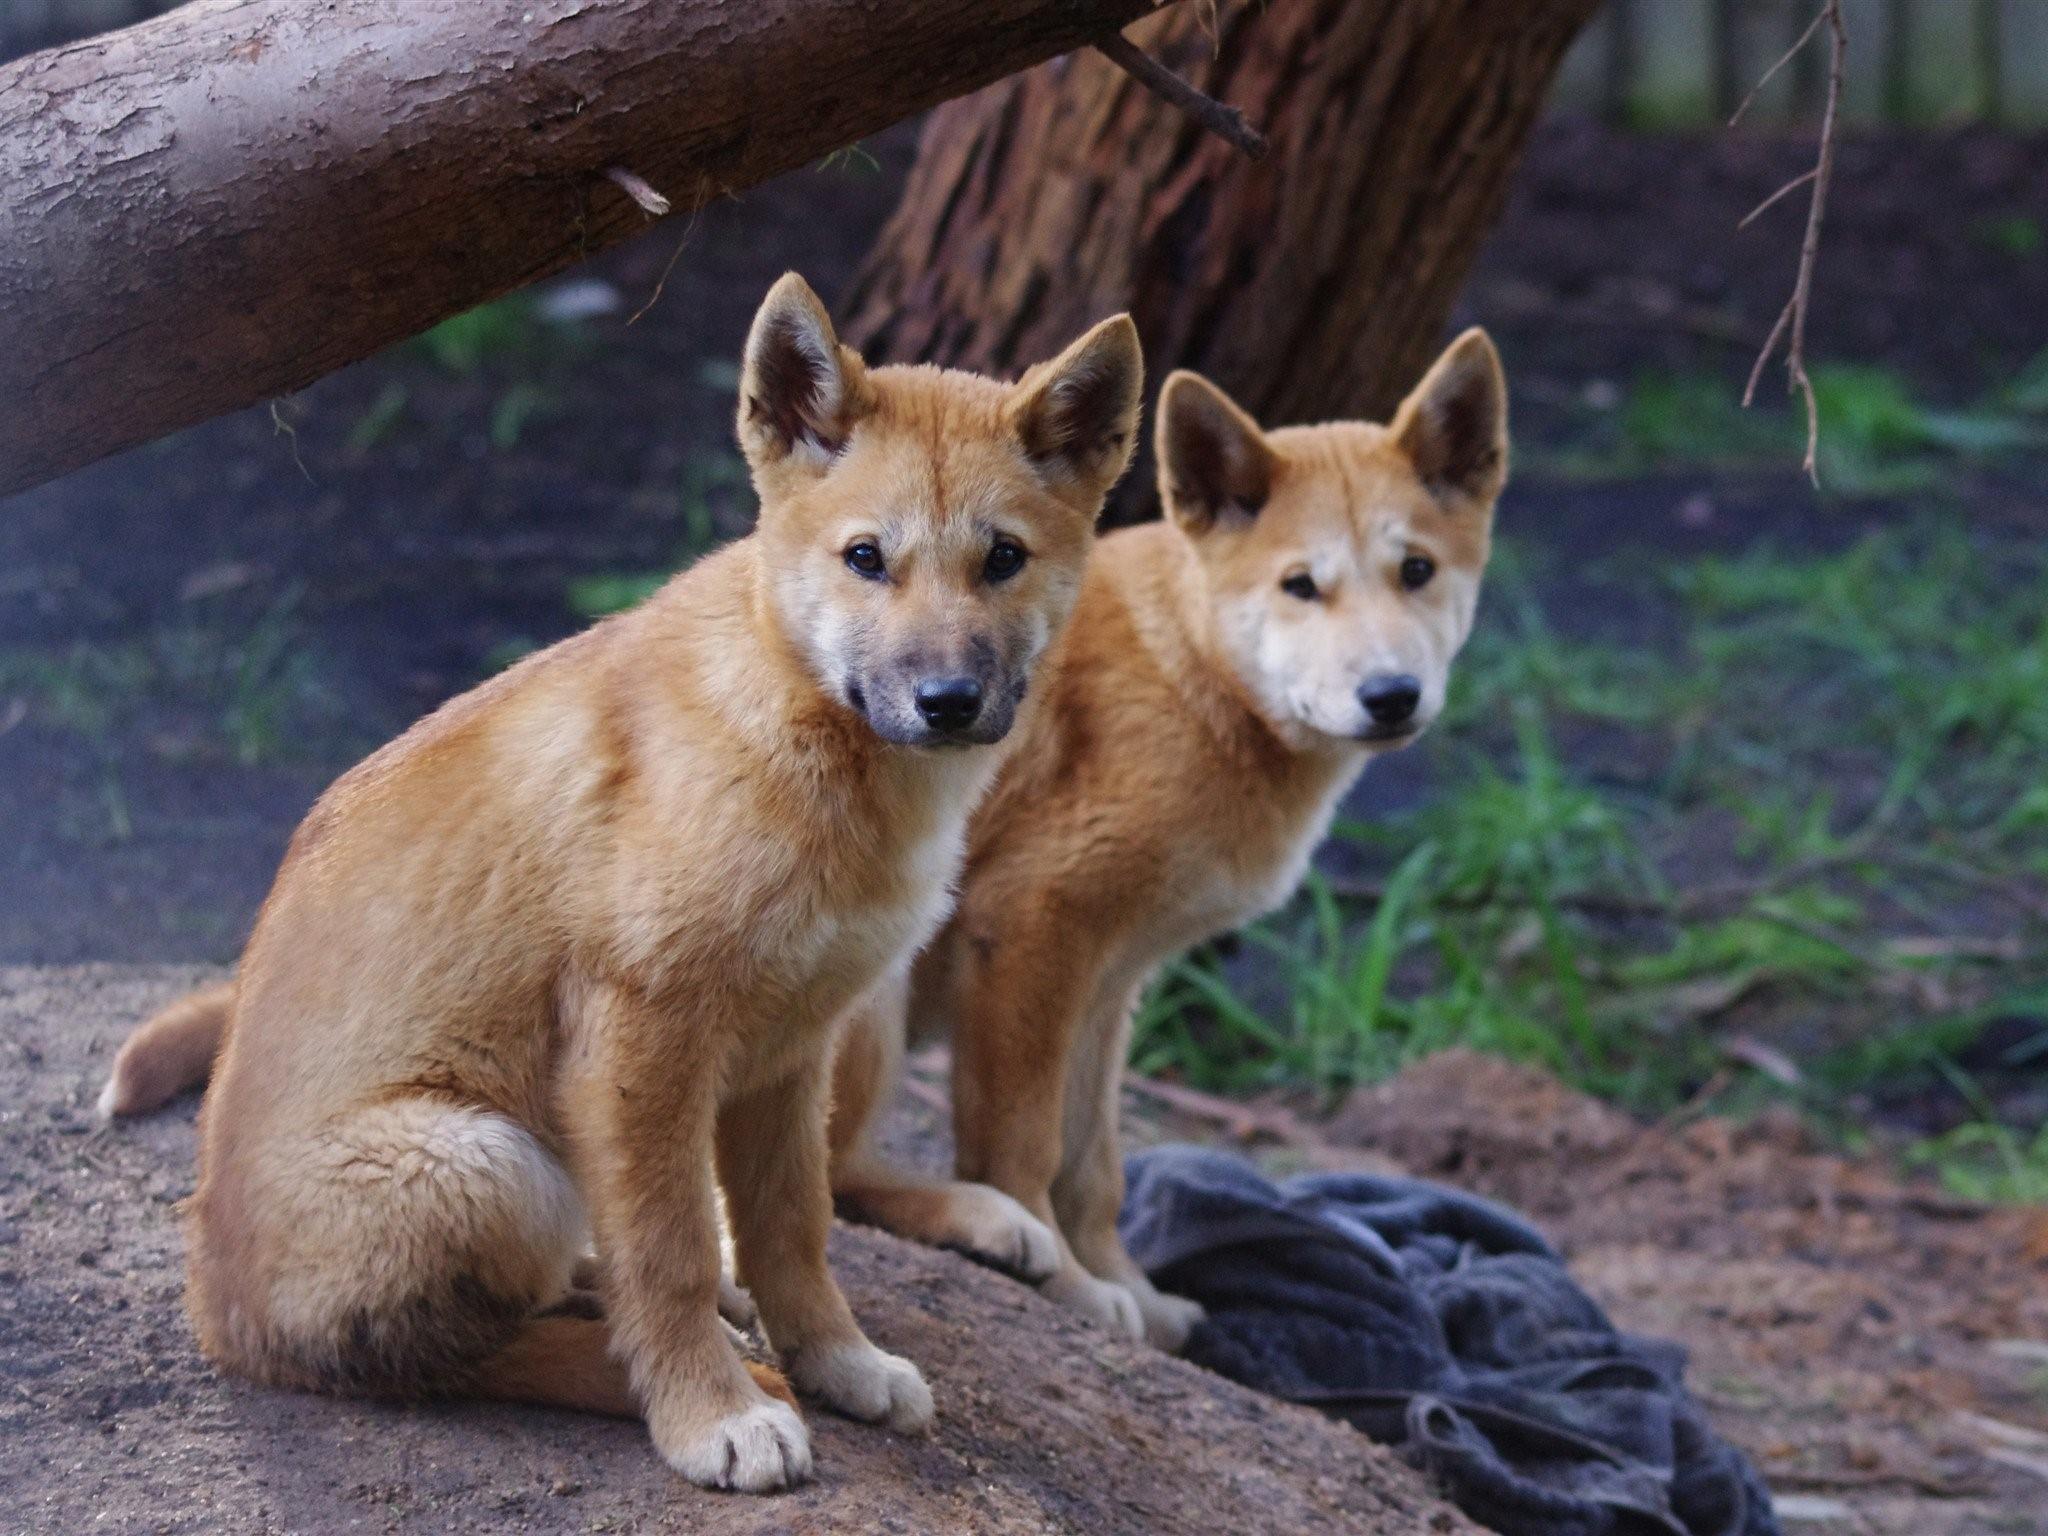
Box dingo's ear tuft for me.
[739,272,867,471]
[1011,314,1144,497]
[1392,328,1508,507]
[1156,370,1274,533]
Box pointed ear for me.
[1155,371,1275,533]
[1010,314,1144,498]
[738,272,868,471]
[1391,328,1508,506]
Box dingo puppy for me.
[828,332,1506,1350]
[99,274,1142,1492]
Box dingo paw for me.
[659,1399,812,1493]
[1043,1269,1146,1341]
[788,1341,934,1433]
[943,1186,1060,1282]
[1135,1287,1205,1352]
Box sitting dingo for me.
[99,274,1143,1492]
[828,332,1507,1350]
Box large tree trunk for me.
[844,0,1601,502]
[0,0,1179,497]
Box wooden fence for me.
[1556,0,2048,126]
[5,0,2047,125]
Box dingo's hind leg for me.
[190,1097,585,1400]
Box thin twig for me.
[268,399,314,486]
[1737,165,1818,229]
[1118,1075,1387,1174]
[1740,0,1848,485]
[603,165,671,218]
[1727,4,1828,127]
[627,179,710,327]
[1096,30,1267,158]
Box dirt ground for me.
[1326,1053,2048,1535]
[0,967,1478,1536]
[9,974,2043,1535]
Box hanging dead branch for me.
[1738,0,1849,484]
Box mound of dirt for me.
[0,967,1474,1536]
[1333,1051,2048,1536]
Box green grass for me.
[390,295,588,456]
[0,592,339,766]
[562,452,748,620]
[411,295,543,376]
[1540,361,2047,494]
[1975,213,2044,259]
[1912,1118,2048,1204]
[1131,520,2048,1191]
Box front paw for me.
[787,1340,934,1434]
[942,1185,1061,1282]
[1042,1268,1146,1341]
[656,1398,812,1493]
[1136,1287,1205,1352]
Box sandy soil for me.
[0,966,1475,1536]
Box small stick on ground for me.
[1096,30,1267,158]
[1739,0,1848,484]
[1120,1075,1390,1173]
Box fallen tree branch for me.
[1739,0,1848,484]
[1095,30,1269,158]
[0,0,1182,496]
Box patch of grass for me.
[565,571,671,621]
[0,592,338,765]
[1810,365,2039,493]
[411,295,542,376]
[1974,213,2044,259]
[1910,1119,2048,1204]
[2007,347,2048,415]
[489,383,558,450]
[563,452,748,620]
[346,381,410,456]
[1671,522,2048,847]
[1538,363,2043,494]
[480,637,541,674]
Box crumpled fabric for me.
[1119,1146,1778,1536]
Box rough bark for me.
[844,0,1603,508]
[0,0,1179,496]
[0,966,1479,1535]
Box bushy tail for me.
[97,982,234,1119]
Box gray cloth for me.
[1120,1146,1777,1536]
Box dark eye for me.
[1400,555,1436,591]
[845,542,885,579]
[984,539,1028,583]
[1280,572,1318,602]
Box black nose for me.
[1358,673,1421,726]
[914,676,983,731]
